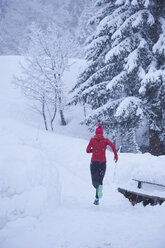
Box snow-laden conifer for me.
[139,17,165,155]
[71,0,165,154]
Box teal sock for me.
[98,185,103,198]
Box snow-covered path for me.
[1,119,165,248]
[29,134,165,248]
[0,56,165,248]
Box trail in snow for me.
[0,56,165,248]
[1,118,165,248]
[34,132,165,248]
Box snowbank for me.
[112,152,165,186]
[0,118,61,230]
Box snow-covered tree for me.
[71,0,165,154]
[0,0,52,54]
[0,0,6,20]
[139,16,165,155]
[75,0,96,45]
[0,0,94,55]
[15,24,75,130]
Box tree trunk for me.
[43,112,48,130]
[59,109,66,126]
[83,104,87,119]
[50,106,57,131]
[42,99,48,131]
[149,129,164,156]
[58,95,66,126]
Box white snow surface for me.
[0,56,165,248]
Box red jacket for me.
[86,134,118,162]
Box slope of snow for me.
[0,56,165,248]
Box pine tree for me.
[139,14,165,155]
[71,0,165,154]
[75,0,96,45]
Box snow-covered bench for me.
[118,179,165,206]
[132,179,165,190]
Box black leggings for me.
[90,161,106,198]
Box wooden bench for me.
[132,179,165,189]
[118,179,165,206]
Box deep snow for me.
[0,56,165,248]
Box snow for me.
[115,96,143,119]
[139,68,165,95]
[124,48,138,72]
[85,35,109,59]
[153,33,165,56]
[0,56,165,248]
[131,0,138,6]
[132,10,154,28]
[115,0,125,6]
[153,18,165,56]
[107,71,127,90]
[105,38,133,62]
[94,8,131,39]
[144,0,150,8]
[95,16,116,37]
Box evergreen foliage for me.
[71,0,165,154]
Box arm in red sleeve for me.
[86,138,93,153]
[106,139,118,161]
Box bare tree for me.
[14,23,76,130]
